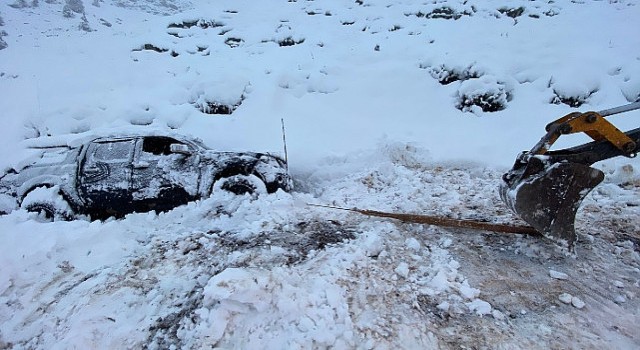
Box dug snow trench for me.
[0,144,638,349]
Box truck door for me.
[131,136,200,211]
[79,139,135,216]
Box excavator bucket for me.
[500,102,640,250]
[500,157,604,250]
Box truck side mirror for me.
[170,144,191,156]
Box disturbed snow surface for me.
[1,144,639,349]
[1,0,640,349]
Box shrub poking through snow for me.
[278,36,305,47]
[550,89,596,108]
[195,99,242,115]
[190,79,249,115]
[134,43,168,53]
[420,63,511,112]
[498,7,525,19]
[424,64,483,85]
[427,7,456,20]
[544,8,560,17]
[62,0,84,18]
[194,96,244,115]
[167,19,224,29]
[548,73,599,107]
[0,31,6,50]
[225,37,244,48]
[455,76,512,113]
[78,13,91,32]
[9,0,38,9]
[412,6,472,20]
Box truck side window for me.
[142,137,179,156]
[92,141,134,162]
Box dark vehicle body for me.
[0,133,292,219]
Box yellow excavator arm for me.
[500,101,640,250]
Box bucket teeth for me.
[500,159,604,250]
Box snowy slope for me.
[1,0,639,349]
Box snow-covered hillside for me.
[1,0,639,348]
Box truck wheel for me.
[0,193,18,215]
[21,186,75,222]
[214,175,267,196]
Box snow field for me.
[1,0,639,169]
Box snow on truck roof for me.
[21,131,208,150]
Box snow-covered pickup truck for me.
[0,133,292,220]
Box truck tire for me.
[0,193,18,215]
[21,186,75,222]
[214,174,267,196]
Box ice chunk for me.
[466,299,492,316]
[459,282,480,300]
[549,270,569,280]
[559,293,573,304]
[394,262,410,278]
[491,309,506,320]
[405,237,421,251]
[436,301,450,311]
[571,296,585,309]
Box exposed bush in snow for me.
[112,0,188,15]
[0,15,4,50]
[9,0,39,9]
[548,74,599,108]
[424,63,483,85]
[543,8,561,17]
[78,13,91,31]
[305,10,332,16]
[142,43,167,53]
[167,19,224,29]
[0,31,6,50]
[497,7,525,19]
[411,6,473,20]
[550,89,596,108]
[194,98,244,115]
[132,43,178,56]
[455,76,512,113]
[190,78,249,115]
[278,36,305,47]
[63,0,85,18]
[224,37,244,48]
[98,18,112,27]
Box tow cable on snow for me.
[309,204,541,236]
